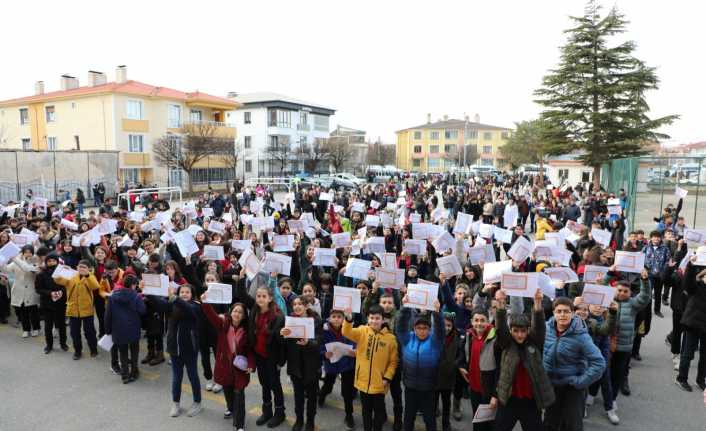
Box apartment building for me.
[329,125,368,175]
[396,114,512,172]
[227,92,335,177]
[0,66,239,187]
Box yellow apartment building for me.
[396,114,512,172]
[0,66,239,187]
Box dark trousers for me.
[677,328,706,384]
[436,390,452,429]
[530,213,536,232]
[0,285,10,321]
[223,386,246,429]
[147,334,163,352]
[588,366,613,411]
[403,387,435,431]
[118,342,139,378]
[649,276,664,313]
[94,299,106,337]
[610,351,631,402]
[388,368,403,420]
[320,369,354,415]
[171,353,201,403]
[43,306,66,348]
[495,396,543,431]
[671,310,685,355]
[470,390,493,431]
[255,354,285,410]
[14,304,41,332]
[360,392,386,431]
[632,304,652,356]
[199,339,216,380]
[544,385,584,431]
[453,370,465,401]
[69,316,97,354]
[291,375,318,423]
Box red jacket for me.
[201,303,255,389]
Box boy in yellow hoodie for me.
[343,304,398,431]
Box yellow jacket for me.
[342,319,398,394]
[99,268,124,300]
[535,218,554,241]
[56,274,101,318]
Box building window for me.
[413,131,422,140]
[128,135,144,152]
[126,100,143,120]
[123,168,139,184]
[444,144,454,153]
[269,135,279,148]
[21,138,31,150]
[444,130,459,139]
[413,159,421,168]
[300,111,308,126]
[430,131,440,140]
[467,130,478,139]
[483,131,493,140]
[483,145,492,154]
[501,131,509,139]
[19,108,29,125]
[245,160,252,173]
[277,110,292,128]
[190,109,202,122]
[190,168,233,184]
[430,145,439,154]
[244,136,252,149]
[313,114,329,131]
[428,158,440,168]
[244,111,251,124]
[481,158,494,166]
[169,168,184,187]
[47,137,57,151]
[581,171,592,183]
[558,169,569,180]
[45,106,55,123]
[413,145,422,153]
[168,104,182,128]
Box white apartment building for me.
[227,92,335,177]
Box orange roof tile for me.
[0,80,239,108]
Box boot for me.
[268,406,286,428]
[141,347,155,364]
[256,403,273,426]
[292,418,303,431]
[129,367,140,382]
[150,350,165,365]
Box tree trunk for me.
[187,172,194,193]
[593,165,601,191]
[538,158,546,188]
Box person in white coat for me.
[2,245,41,337]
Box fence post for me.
[14,151,20,201]
[694,157,702,228]
[53,151,58,202]
[86,152,92,199]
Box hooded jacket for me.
[543,315,605,389]
[56,273,101,318]
[396,308,444,391]
[35,261,67,310]
[681,263,706,333]
[614,278,651,352]
[321,322,356,374]
[342,317,398,394]
[105,287,146,344]
[283,311,323,383]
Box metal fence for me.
[0,149,120,204]
[602,155,705,233]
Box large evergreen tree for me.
[534,1,677,189]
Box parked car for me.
[333,172,366,186]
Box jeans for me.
[544,385,585,431]
[43,306,66,348]
[610,351,631,401]
[403,387,436,431]
[360,392,386,431]
[171,353,201,403]
[470,390,492,431]
[291,375,318,423]
[117,342,139,378]
[320,369,354,415]
[677,328,706,384]
[77,203,84,216]
[588,367,613,411]
[14,304,41,332]
[223,386,246,429]
[69,316,97,354]
[255,354,284,410]
[495,396,543,431]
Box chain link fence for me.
[0,149,120,204]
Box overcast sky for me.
[1,0,703,145]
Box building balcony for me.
[183,120,236,139]
[122,152,151,166]
[122,118,149,133]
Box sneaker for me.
[205,380,214,391]
[697,381,706,391]
[212,383,223,393]
[44,346,52,354]
[186,402,203,417]
[344,414,355,430]
[662,298,669,306]
[170,403,181,417]
[110,364,121,375]
[90,351,98,358]
[31,330,39,337]
[655,311,664,318]
[607,409,620,425]
[72,352,81,360]
[22,331,29,338]
[583,406,588,419]
[586,395,594,406]
[60,344,69,351]
[224,410,232,419]
[675,378,693,392]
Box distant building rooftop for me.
[234,92,335,115]
[397,118,511,133]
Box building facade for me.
[227,92,334,177]
[0,66,238,189]
[395,114,512,172]
[329,125,368,175]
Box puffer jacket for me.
[396,308,444,391]
[643,243,671,278]
[494,308,555,409]
[56,273,101,317]
[2,257,40,307]
[283,311,323,384]
[614,278,651,352]
[585,311,617,359]
[681,262,706,333]
[535,218,553,241]
[35,265,66,310]
[342,318,398,394]
[105,287,146,344]
[321,323,356,374]
[543,315,605,389]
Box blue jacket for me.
[320,323,356,374]
[105,288,146,345]
[396,308,444,391]
[543,315,605,389]
[643,243,671,277]
[440,281,471,332]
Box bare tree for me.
[366,141,396,167]
[264,135,292,175]
[302,138,331,174]
[326,136,356,173]
[218,142,244,182]
[153,122,233,193]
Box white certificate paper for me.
[333,286,361,313]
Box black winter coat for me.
[282,312,322,383]
[35,268,67,310]
[681,263,706,332]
